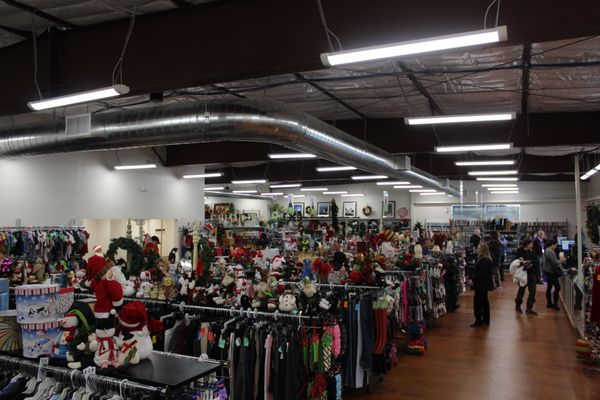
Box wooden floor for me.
[347,276,600,400]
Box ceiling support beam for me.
[1,0,76,29]
[294,73,366,119]
[396,61,443,116]
[0,23,32,39]
[521,43,532,117]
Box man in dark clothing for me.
[532,230,545,284]
[514,239,538,315]
[488,231,501,289]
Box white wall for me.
[412,180,578,236]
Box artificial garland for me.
[106,237,145,275]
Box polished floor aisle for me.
[347,276,600,400]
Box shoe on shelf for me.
[515,306,523,314]
[552,305,561,311]
[526,309,538,315]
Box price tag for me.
[218,337,226,349]
[200,327,207,337]
[243,337,249,347]
[37,357,49,381]
[83,366,96,392]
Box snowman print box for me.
[15,284,61,323]
[21,321,62,358]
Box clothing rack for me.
[0,354,166,397]
[0,226,85,231]
[73,292,318,321]
[282,281,383,290]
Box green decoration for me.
[331,199,339,234]
[106,237,144,276]
[413,222,424,237]
[587,204,600,245]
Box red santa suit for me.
[88,252,123,319]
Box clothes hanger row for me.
[282,281,383,290]
[0,355,166,398]
[0,226,86,231]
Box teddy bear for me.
[28,257,47,284]
[88,326,122,369]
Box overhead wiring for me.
[30,16,42,100]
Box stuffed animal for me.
[413,244,424,260]
[116,301,161,361]
[61,301,96,369]
[136,271,151,298]
[178,272,195,301]
[278,291,296,313]
[123,276,138,297]
[87,246,124,323]
[117,332,140,366]
[88,326,122,369]
[28,258,47,284]
[298,277,319,314]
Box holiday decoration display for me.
[21,321,62,358]
[15,284,61,323]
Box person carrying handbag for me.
[544,239,565,310]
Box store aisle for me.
[347,276,600,400]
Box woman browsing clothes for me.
[471,243,494,327]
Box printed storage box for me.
[21,321,62,358]
[0,310,22,352]
[15,284,61,323]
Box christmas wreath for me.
[106,237,144,276]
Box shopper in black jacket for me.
[471,243,494,327]
[514,239,538,315]
[488,231,501,289]
[543,239,564,310]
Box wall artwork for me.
[382,200,396,218]
[293,202,304,217]
[213,203,232,216]
[342,201,357,217]
[317,202,330,217]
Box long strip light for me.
[468,170,518,176]
[321,26,507,66]
[28,84,130,111]
[204,186,225,191]
[352,175,388,180]
[290,194,306,198]
[317,166,357,172]
[114,164,156,170]
[376,181,410,186]
[183,172,223,179]
[341,193,365,197]
[456,160,515,166]
[406,112,514,126]
[231,179,267,184]
[409,189,436,193]
[580,163,600,181]
[481,184,517,187]
[268,153,316,159]
[435,143,512,153]
[420,192,444,196]
[476,177,518,181]
[261,192,284,196]
[300,187,328,192]
[489,190,519,194]
[394,185,423,189]
[270,183,302,188]
[487,187,518,191]
[323,191,348,195]
[232,190,257,194]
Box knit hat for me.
[87,255,114,279]
[117,301,148,331]
[65,301,95,333]
[93,245,103,256]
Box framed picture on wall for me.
[382,200,396,218]
[214,203,232,216]
[317,202,330,217]
[293,202,304,217]
[342,201,357,217]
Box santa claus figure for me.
[116,301,162,360]
[87,245,123,328]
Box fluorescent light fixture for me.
[321,26,507,66]
[580,164,600,180]
[490,190,519,194]
[409,189,436,193]
[435,143,512,153]
[341,193,365,197]
[260,192,284,196]
[268,153,316,159]
[406,112,515,126]
[481,184,517,187]
[316,166,357,172]
[204,186,225,191]
[352,175,388,180]
[455,160,516,166]
[290,194,306,198]
[393,185,423,189]
[323,191,348,195]
[376,181,410,186]
[28,84,130,111]
[231,179,267,184]
[420,192,444,196]
[270,183,302,188]
[182,172,223,179]
[468,170,518,176]
[487,187,519,191]
[476,177,519,181]
[300,187,328,192]
[232,190,257,194]
[114,164,157,170]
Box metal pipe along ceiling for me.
[0,99,459,196]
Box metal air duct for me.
[0,99,459,196]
